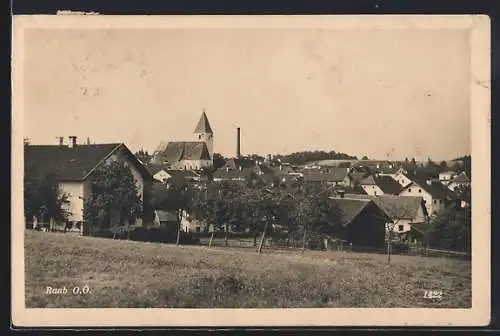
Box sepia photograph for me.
[11,14,490,327]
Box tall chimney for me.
[68,136,77,148]
[236,127,241,159]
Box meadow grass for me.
[25,231,471,308]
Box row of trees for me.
[24,158,472,258]
[151,175,344,253]
[400,156,471,178]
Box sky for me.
[23,27,471,161]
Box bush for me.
[92,227,200,245]
[307,237,326,250]
[391,241,410,254]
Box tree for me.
[287,184,342,252]
[83,161,143,237]
[378,203,418,264]
[426,205,471,253]
[160,175,196,245]
[24,171,70,229]
[361,156,369,160]
[212,153,226,170]
[439,160,448,171]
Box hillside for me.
[25,231,471,308]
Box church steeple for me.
[194,109,213,134]
[194,109,214,161]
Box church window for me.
[199,135,202,139]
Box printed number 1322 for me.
[424,290,443,299]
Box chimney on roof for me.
[236,127,241,159]
[68,136,77,148]
[56,137,64,146]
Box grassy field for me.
[25,231,471,308]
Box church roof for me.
[153,141,211,163]
[194,111,213,134]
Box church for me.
[151,110,214,171]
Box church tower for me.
[194,109,214,160]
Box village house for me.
[180,210,205,233]
[223,157,259,171]
[380,167,413,188]
[153,210,179,228]
[213,166,255,183]
[302,167,352,187]
[328,196,389,249]
[446,171,471,192]
[359,174,404,196]
[150,168,201,185]
[151,110,214,170]
[342,194,428,239]
[439,170,456,183]
[398,176,455,216]
[24,137,154,234]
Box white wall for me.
[393,173,412,188]
[59,182,84,222]
[170,159,212,170]
[398,185,444,216]
[153,170,170,183]
[361,184,384,196]
[448,181,471,192]
[386,204,427,234]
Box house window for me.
[198,135,202,139]
[439,200,443,204]
[398,225,404,232]
[423,200,427,204]
[408,188,412,192]
[433,200,437,204]
[418,189,422,193]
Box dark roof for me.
[451,172,470,183]
[360,175,376,185]
[303,168,349,183]
[343,194,427,220]
[147,163,169,175]
[155,141,211,162]
[374,175,404,195]
[193,111,213,134]
[349,171,369,183]
[377,167,399,175]
[328,198,376,226]
[224,158,257,170]
[156,210,178,222]
[406,177,455,199]
[166,170,200,179]
[213,167,253,180]
[333,184,367,195]
[410,222,428,234]
[24,143,152,181]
